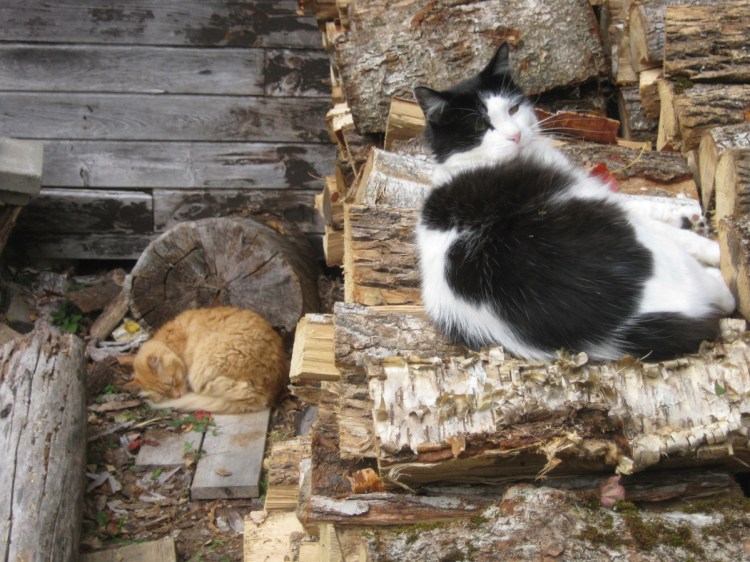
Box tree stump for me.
[128,217,320,334]
[0,325,87,562]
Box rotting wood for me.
[343,205,421,307]
[128,217,320,334]
[335,0,606,133]
[715,148,750,226]
[663,1,750,84]
[698,124,750,211]
[719,215,750,322]
[0,325,87,562]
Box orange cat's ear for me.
[147,354,161,370]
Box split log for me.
[344,205,420,306]
[628,0,726,71]
[719,215,750,322]
[264,436,311,512]
[617,85,658,143]
[384,98,425,152]
[664,1,750,84]
[333,303,750,484]
[658,82,750,152]
[323,224,344,268]
[715,148,750,225]
[290,314,339,384]
[336,0,606,133]
[128,217,320,334]
[316,175,344,229]
[698,124,750,211]
[560,142,698,200]
[347,148,432,206]
[639,68,662,119]
[0,326,87,562]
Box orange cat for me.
[131,306,287,414]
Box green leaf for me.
[715,381,726,396]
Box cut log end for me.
[128,217,320,334]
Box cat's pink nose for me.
[510,132,521,144]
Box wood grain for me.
[0,0,320,48]
[0,326,87,562]
[41,141,335,190]
[0,93,331,142]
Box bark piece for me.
[336,0,606,133]
[344,205,421,306]
[664,1,750,83]
[0,326,87,562]
[715,148,750,225]
[535,110,620,144]
[719,215,750,321]
[128,217,320,333]
[698,124,750,210]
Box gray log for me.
[0,326,87,562]
[336,0,606,133]
[128,217,320,333]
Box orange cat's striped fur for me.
[131,307,287,414]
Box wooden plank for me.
[15,188,152,234]
[0,0,320,49]
[41,141,335,190]
[134,428,204,467]
[153,189,324,234]
[0,93,331,142]
[264,49,330,97]
[191,410,270,500]
[81,537,177,562]
[0,45,265,95]
[10,232,156,260]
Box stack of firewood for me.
[264,1,750,559]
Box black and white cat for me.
[413,43,735,361]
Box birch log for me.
[336,0,606,133]
[0,326,87,562]
[128,217,320,333]
[333,303,750,484]
[699,125,750,210]
[663,1,750,83]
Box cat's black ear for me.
[482,43,511,78]
[414,86,448,122]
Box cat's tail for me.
[619,312,722,362]
[147,392,269,415]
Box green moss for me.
[624,513,703,555]
[612,500,639,515]
[468,513,489,528]
[577,524,624,549]
[673,77,695,95]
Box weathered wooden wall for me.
[0,0,335,259]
